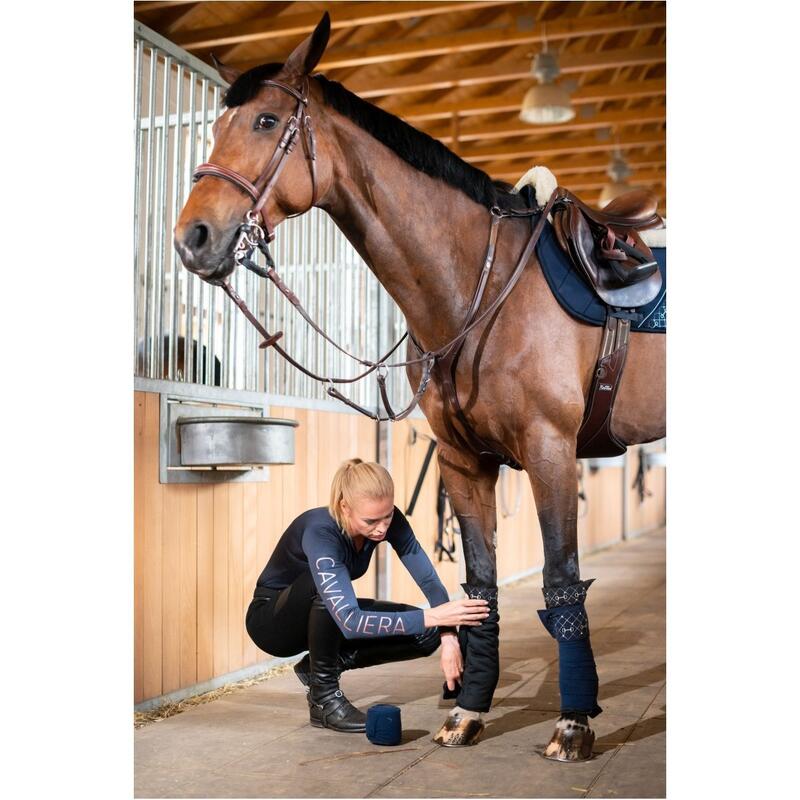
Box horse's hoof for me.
[542,716,595,762]
[432,715,485,747]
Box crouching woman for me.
[245,458,489,732]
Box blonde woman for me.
[245,458,489,733]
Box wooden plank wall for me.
[626,446,667,536]
[135,391,665,704]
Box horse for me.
[173,13,665,761]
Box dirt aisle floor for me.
[135,528,666,798]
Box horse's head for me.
[174,13,331,283]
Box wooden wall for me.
[626,446,667,536]
[135,390,665,705]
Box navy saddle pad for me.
[535,218,666,334]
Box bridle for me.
[193,77,317,249]
[189,76,558,425]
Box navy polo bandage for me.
[538,580,602,718]
[450,583,499,713]
[366,704,402,746]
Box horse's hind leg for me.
[431,442,500,747]
[523,424,601,761]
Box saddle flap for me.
[566,204,599,286]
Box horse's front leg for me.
[431,441,500,747]
[523,423,601,762]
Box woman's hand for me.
[423,598,489,628]
[440,633,462,691]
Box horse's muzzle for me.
[173,221,237,283]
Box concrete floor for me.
[135,529,666,799]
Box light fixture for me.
[599,151,632,207]
[519,31,575,125]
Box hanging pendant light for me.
[599,151,632,207]
[519,29,575,125]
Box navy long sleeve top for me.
[255,506,449,639]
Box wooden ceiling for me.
[134,1,666,211]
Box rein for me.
[191,77,558,422]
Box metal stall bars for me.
[133,22,415,414]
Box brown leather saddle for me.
[551,188,663,309]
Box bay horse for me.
[174,13,665,760]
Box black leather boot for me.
[293,653,311,687]
[307,596,366,733]
[294,650,352,688]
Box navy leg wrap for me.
[538,579,602,718]
[446,584,499,713]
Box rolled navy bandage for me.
[366,704,402,746]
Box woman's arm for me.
[388,509,451,609]
[302,527,426,640]
[389,510,489,633]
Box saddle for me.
[551,188,664,308]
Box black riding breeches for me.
[245,570,441,664]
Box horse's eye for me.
[255,113,279,131]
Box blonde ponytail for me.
[329,458,394,530]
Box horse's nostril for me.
[191,223,209,250]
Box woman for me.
[245,458,490,733]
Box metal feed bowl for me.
[177,416,299,467]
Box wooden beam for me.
[425,106,666,144]
[342,46,666,98]
[157,2,202,36]
[233,8,665,71]
[173,1,511,51]
[459,130,665,163]
[574,190,666,208]
[389,78,665,122]
[134,1,194,12]
[480,151,666,180]
[549,171,666,192]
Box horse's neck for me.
[320,119,493,346]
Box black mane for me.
[315,75,522,212]
[223,66,525,212]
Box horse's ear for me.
[282,12,331,78]
[211,53,241,86]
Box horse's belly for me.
[612,331,666,444]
